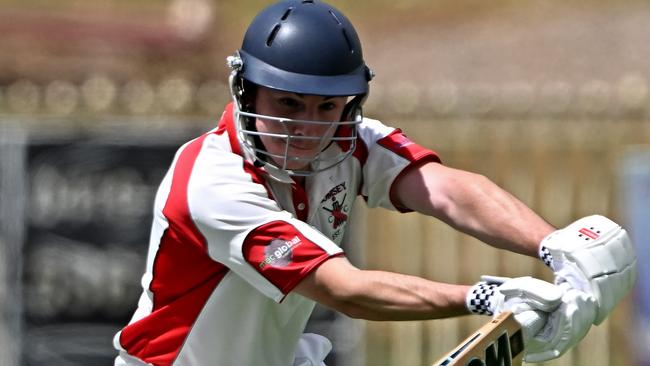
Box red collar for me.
[216,102,242,156]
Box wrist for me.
[465,281,498,315]
[538,230,558,270]
[539,243,554,269]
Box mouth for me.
[288,142,316,151]
[271,137,318,151]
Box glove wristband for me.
[539,243,554,269]
[466,282,499,315]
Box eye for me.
[278,97,301,108]
[319,102,338,111]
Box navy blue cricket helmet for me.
[236,0,372,96]
[227,0,374,177]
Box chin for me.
[278,160,309,171]
[267,157,308,172]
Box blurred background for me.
[0,0,649,365]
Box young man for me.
[113,1,636,365]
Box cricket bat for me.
[433,311,525,366]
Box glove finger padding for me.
[524,285,597,363]
[541,215,637,324]
[493,276,563,312]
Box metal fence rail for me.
[0,74,649,121]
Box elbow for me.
[295,258,384,320]
[320,278,379,320]
[325,287,363,319]
[334,300,384,321]
[334,300,375,320]
[333,302,363,319]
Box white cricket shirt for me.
[113,103,440,365]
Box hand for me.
[539,215,637,324]
[524,283,597,363]
[466,275,563,342]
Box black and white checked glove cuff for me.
[539,244,554,269]
[466,282,499,315]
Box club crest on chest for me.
[320,182,350,231]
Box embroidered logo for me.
[321,182,349,232]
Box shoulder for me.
[358,116,395,135]
[356,117,400,147]
[170,131,268,198]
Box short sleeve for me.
[358,119,441,211]
[241,219,344,300]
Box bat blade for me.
[433,311,525,366]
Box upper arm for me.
[393,161,480,218]
[393,161,554,255]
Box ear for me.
[341,94,366,121]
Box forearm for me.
[339,270,471,321]
[295,257,470,321]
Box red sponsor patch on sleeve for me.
[242,221,337,295]
[377,129,441,163]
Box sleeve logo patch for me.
[392,133,414,149]
[259,236,303,269]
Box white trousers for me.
[292,333,332,366]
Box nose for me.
[289,107,329,137]
[286,121,312,139]
[297,105,320,123]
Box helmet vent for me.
[280,7,293,21]
[341,29,354,53]
[328,10,342,25]
[266,24,281,46]
[301,0,315,3]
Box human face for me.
[253,86,348,171]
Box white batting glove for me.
[539,215,637,324]
[466,275,563,343]
[524,282,597,363]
